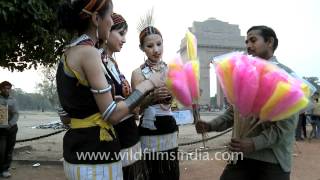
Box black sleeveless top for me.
[56,37,120,164]
[56,61,100,119]
[103,57,140,149]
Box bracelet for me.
[91,85,112,94]
[57,108,68,117]
[124,89,145,111]
[102,101,117,120]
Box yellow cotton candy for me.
[260,82,291,120]
[168,63,182,71]
[166,79,173,89]
[300,83,311,97]
[186,31,197,60]
[271,97,309,121]
[219,59,234,103]
[191,60,200,80]
[263,64,277,75]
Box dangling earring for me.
[113,53,116,60]
[96,25,99,47]
[96,25,99,39]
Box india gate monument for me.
[180,18,245,109]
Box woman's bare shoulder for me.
[131,66,145,86]
[78,46,100,60]
[132,67,142,75]
[66,46,100,63]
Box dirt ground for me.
[2,111,320,180]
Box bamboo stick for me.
[193,104,207,148]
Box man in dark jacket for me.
[0,81,19,178]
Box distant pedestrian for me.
[0,81,19,178]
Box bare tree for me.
[36,65,58,109]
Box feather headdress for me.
[137,8,162,45]
[137,8,155,32]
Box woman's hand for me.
[153,86,172,102]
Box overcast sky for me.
[1,0,319,96]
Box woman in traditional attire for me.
[56,1,162,179]
[131,11,180,180]
[101,13,148,180]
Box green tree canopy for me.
[303,76,320,91]
[0,0,71,71]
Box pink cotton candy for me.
[251,59,268,75]
[184,61,200,100]
[232,56,259,117]
[172,80,192,107]
[166,70,192,107]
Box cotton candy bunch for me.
[166,56,192,106]
[166,31,200,107]
[214,52,310,122]
[168,31,207,147]
[166,56,200,107]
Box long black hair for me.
[58,0,113,35]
